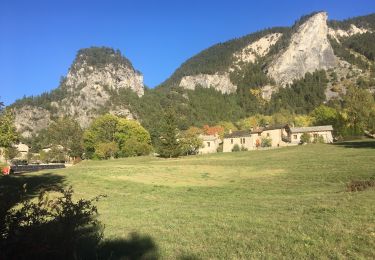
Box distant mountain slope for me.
[10,12,375,138]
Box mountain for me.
[12,47,144,137]
[161,12,374,98]
[10,12,375,137]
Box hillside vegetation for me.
[6,141,375,259]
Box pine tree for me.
[157,109,181,158]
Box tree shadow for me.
[0,172,66,228]
[333,140,375,149]
[97,233,158,260]
[0,173,159,260]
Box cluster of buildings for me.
[1,125,334,164]
[199,125,333,154]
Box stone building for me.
[198,135,221,154]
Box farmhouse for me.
[223,125,290,152]
[198,134,221,154]
[289,125,334,144]
[223,125,334,152]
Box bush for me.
[313,135,325,144]
[300,133,311,144]
[261,137,272,147]
[346,179,375,192]
[232,144,240,152]
[1,186,104,259]
[240,146,248,151]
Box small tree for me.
[300,133,311,144]
[232,144,240,152]
[0,109,18,148]
[261,137,272,147]
[179,128,203,155]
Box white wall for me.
[199,139,220,154]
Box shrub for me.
[300,133,311,144]
[261,137,272,147]
[346,179,375,192]
[241,146,248,151]
[232,144,240,152]
[1,187,104,259]
[313,135,325,144]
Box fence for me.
[11,164,65,174]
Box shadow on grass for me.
[98,233,158,259]
[333,140,375,149]
[0,173,159,259]
[0,172,65,222]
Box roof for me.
[200,135,218,141]
[224,125,288,138]
[290,125,333,133]
[224,130,252,138]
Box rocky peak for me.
[66,47,144,97]
[267,12,337,86]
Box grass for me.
[4,140,375,259]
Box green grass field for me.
[4,141,375,259]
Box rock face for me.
[179,73,237,94]
[14,106,52,138]
[66,60,144,97]
[232,33,282,68]
[328,24,370,42]
[267,12,338,86]
[13,47,144,136]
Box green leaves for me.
[83,114,152,159]
[0,109,18,148]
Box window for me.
[258,133,261,136]
[242,138,246,144]
[267,133,270,137]
[313,134,318,138]
[207,142,210,147]
[231,139,233,144]
[293,135,297,140]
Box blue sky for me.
[0,0,374,105]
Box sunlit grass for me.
[21,141,375,259]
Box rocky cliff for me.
[267,12,337,86]
[179,73,236,94]
[13,47,144,137]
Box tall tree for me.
[157,109,181,158]
[343,85,375,135]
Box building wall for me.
[260,129,289,147]
[199,139,220,154]
[223,136,259,152]
[290,131,333,144]
[224,129,291,152]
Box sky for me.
[0,0,374,105]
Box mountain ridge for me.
[9,11,375,138]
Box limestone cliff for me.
[179,73,236,94]
[267,12,338,86]
[232,33,282,69]
[13,47,144,137]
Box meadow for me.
[3,140,375,259]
